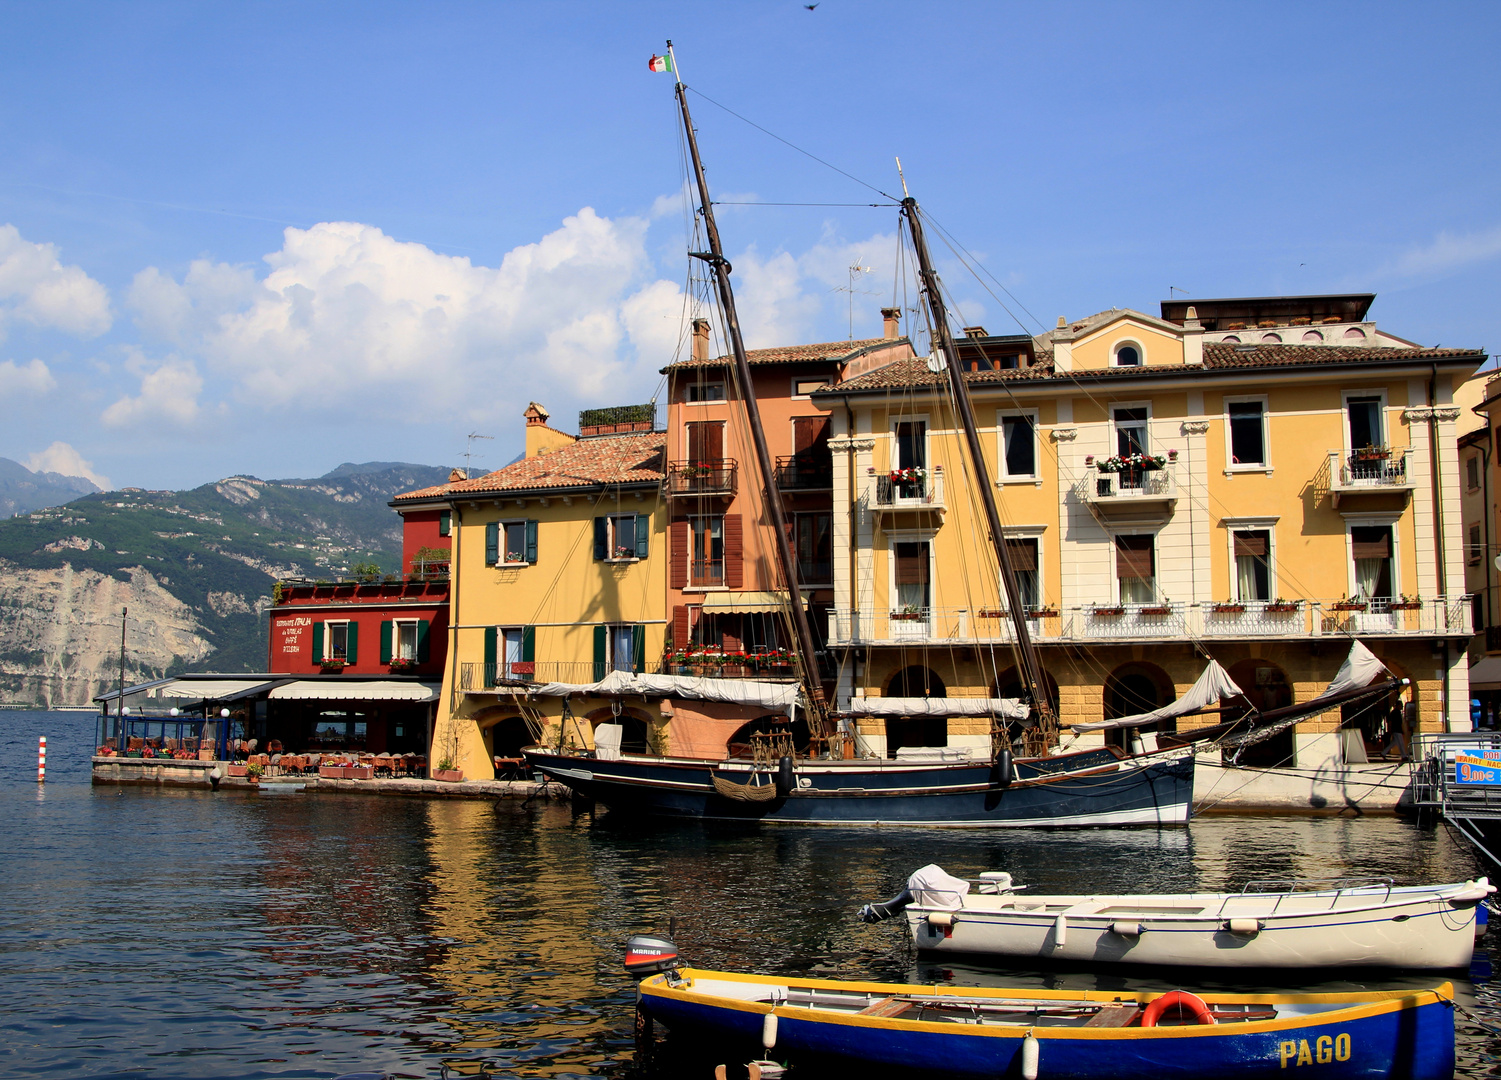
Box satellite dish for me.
[926,349,947,374]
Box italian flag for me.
[648,53,674,74]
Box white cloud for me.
[0,224,111,339]
[101,356,203,428]
[24,441,110,488]
[1376,225,1501,282]
[0,358,55,394]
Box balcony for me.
[1081,461,1177,518]
[871,468,945,520]
[1328,447,1417,508]
[824,596,1471,646]
[775,454,833,491]
[667,459,737,498]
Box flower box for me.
[1389,601,1422,611]
[227,764,249,777]
[1139,606,1172,616]
[976,609,1008,618]
[346,765,374,780]
[318,765,346,779]
[1266,602,1300,613]
[1212,603,1247,614]
[1331,602,1368,612]
[388,658,419,673]
[889,611,926,621]
[432,769,463,783]
[1351,449,1391,462]
[1027,607,1059,619]
[320,662,347,674]
[1092,606,1126,617]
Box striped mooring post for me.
[37,735,46,783]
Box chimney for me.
[881,307,901,340]
[524,402,550,427]
[1056,316,1067,329]
[523,401,576,459]
[692,318,711,361]
[448,468,466,483]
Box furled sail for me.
[526,668,799,711]
[1070,661,1244,733]
[843,697,1028,720]
[1309,639,1389,702]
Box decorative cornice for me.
[1180,420,1211,435]
[1049,427,1077,443]
[1403,406,1461,423]
[1432,407,1462,423]
[829,436,876,452]
[1402,406,1433,422]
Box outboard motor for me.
[858,888,914,924]
[624,934,680,977]
[775,755,795,797]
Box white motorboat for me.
[860,864,1494,969]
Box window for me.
[318,619,356,662]
[686,382,725,402]
[1470,524,1484,566]
[793,377,830,397]
[594,624,644,678]
[794,512,832,583]
[1468,455,1481,491]
[1227,400,1267,467]
[1113,407,1149,457]
[894,541,930,611]
[1351,526,1393,601]
[1000,413,1037,478]
[1115,535,1155,604]
[686,420,724,463]
[1005,537,1039,609]
[1114,342,1142,367]
[486,520,537,566]
[395,619,419,660]
[381,618,430,665]
[483,625,533,684]
[1346,395,1384,452]
[895,419,926,471]
[691,515,724,585]
[1233,530,1271,601]
[438,511,451,537]
[595,513,648,561]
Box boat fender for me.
[993,747,1013,788]
[1020,1031,1040,1080]
[858,889,914,924]
[775,756,795,797]
[1477,902,1490,940]
[1053,914,1066,948]
[761,1010,778,1050]
[927,910,955,937]
[1227,918,1262,936]
[1140,991,1216,1028]
[1111,921,1141,938]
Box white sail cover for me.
[1310,639,1390,702]
[527,668,799,711]
[1071,660,1244,733]
[845,697,1028,719]
[907,864,971,909]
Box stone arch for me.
[1224,657,1294,766]
[726,714,811,756]
[1302,329,1324,342]
[471,706,537,760]
[1100,661,1176,749]
[883,666,947,757]
[1260,332,1282,343]
[585,705,651,754]
[886,665,946,699]
[1343,326,1367,340]
[993,666,1061,720]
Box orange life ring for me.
[1140,990,1216,1028]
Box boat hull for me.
[638,969,1456,1080]
[906,881,1489,969]
[524,748,1194,827]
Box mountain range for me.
[0,457,101,519]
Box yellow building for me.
[814,294,1485,802]
[393,403,668,779]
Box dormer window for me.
[1114,343,1142,367]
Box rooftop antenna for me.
[1169,286,1190,297]
[464,432,493,480]
[834,257,874,339]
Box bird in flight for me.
[805,3,818,8]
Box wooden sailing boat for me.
[521,45,1198,826]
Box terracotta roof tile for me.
[1200,342,1483,368]
[394,431,664,502]
[666,336,903,370]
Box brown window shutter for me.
[670,520,689,588]
[673,605,690,649]
[1116,535,1154,579]
[1233,532,1268,558]
[1351,526,1391,561]
[894,542,928,584]
[724,513,744,588]
[793,416,830,454]
[1005,538,1037,572]
[687,421,724,462]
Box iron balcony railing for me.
[1331,447,1416,491]
[691,559,725,587]
[775,454,833,491]
[667,459,737,496]
[459,657,797,690]
[1085,463,1177,503]
[873,470,945,509]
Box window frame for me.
[1221,517,1279,604]
[393,617,421,661]
[791,376,831,399]
[1110,401,1152,458]
[324,619,351,662]
[890,413,930,472]
[1467,454,1481,492]
[888,535,935,614]
[1113,532,1157,605]
[997,408,1041,484]
[999,525,1047,612]
[683,381,726,404]
[1223,394,1271,473]
[1112,338,1145,368]
[499,519,529,566]
[1343,513,1401,601]
[606,513,641,563]
[689,513,725,588]
[1469,523,1484,567]
[1341,390,1388,453]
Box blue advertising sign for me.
[1456,750,1501,785]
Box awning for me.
[268,680,441,702]
[699,591,809,613]
[528,668,798,711]
[156,678,284,700]
[843,697,1028,720]
[1471,656,1501,690]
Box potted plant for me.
[890,605,926,621]
[1097,453,1168,473]
[888,466,928,484]
[977,608,1007,618]
[1351,445,1391,462]
[320,659,347,674]
[1212,601,1247,613]
[389,656,419,673]
[1139,602,1172,616]
[1331,596,1368,611]
[1266,597,1300,613]
[1027,605,1059,619]
[1389,595,1423,610]
[245,761,264,784]
[227,763,249,777]
[612,546,635,560]
[678,461,711,479]
[433,758,463,783]
[1092,605,1126,616]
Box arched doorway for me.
[1223,658,1294,767]
[993,666,1061,721]
[586,706,651,754]
[1102,662,1176,750]
[1339,657,1410,761]
[884,666,946,758]
[726,714,811,757]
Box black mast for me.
[901,195,1058,745]
[668,46,829,731]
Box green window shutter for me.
[379,620,392,664]
[417,620,431,663]
[593,625,608,681]
[485,522,499,565]
[525,519,538,564]
[522,625,535,662]
[632,624,645,673]
[483,626,497,687]
[345,621,359,664]
[439,511,451,537]
[635,513,649,559]
[594,517,608,560]
[312,621,324,661]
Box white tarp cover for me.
[528,668,799,711]
[1311,639,1389,701]
[267,680,441,702]
[1071,660,1245,733]
[846,697,1028,719]
[1470,655,1501,690]
[157,678,281,700]
[907,864,971,909]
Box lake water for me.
[2,709,1498,1078]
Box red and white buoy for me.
[37,735,46,783]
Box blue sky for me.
[0,1,1497,490]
